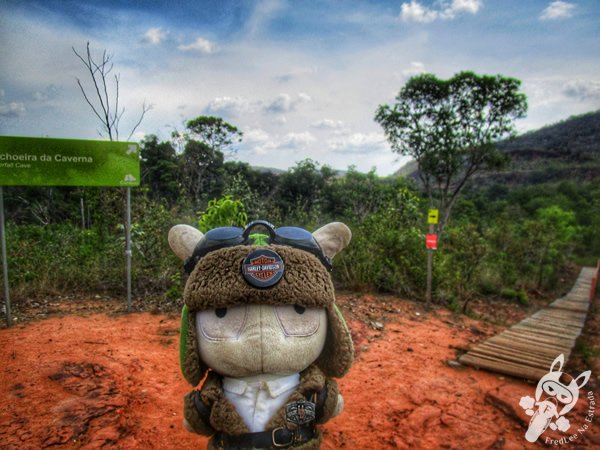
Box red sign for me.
[426,234,438,250]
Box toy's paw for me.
[332,393,344,418]
[183,390,214,436]
[555,416,570,432]
[525,409,534,416]
[519,396,535,410]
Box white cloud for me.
[280,131,316,149]
[540,1,576,20]
[402,61,427,77]
[241,128,317,155]
[311,119,345,129]
[328,132,387,155]
[275,67,318,83]
[0,101,26,117]
[266,93,293,113]
[178,37,219,54]
[562,79,600,101]
[0,88,26,117]
[264,93,311,114]
[243,128,277,155]
[205,93,310,118]
[443,0,482,17]
[143,27,168,45]
[400,0,482,23]
[400,0,439,23]
[245,0,287,36]
[31,85,58,101]
[205,96,257,116]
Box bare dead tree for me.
[73,41,152,142]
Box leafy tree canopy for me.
[185,116,243,154]
[375,71,527,234]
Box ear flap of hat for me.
[315,304,354,378]
[180,306,209,386]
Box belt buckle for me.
[272,427,294,447]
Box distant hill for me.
[251,166,286,175]
[393,110,600,186]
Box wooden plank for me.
[482,338,567,358]
[459,353,547,381]
[501,329,574,348]
[522,317,583,331]
[468,344,556,368]
[490,335,572,354]
[512,322,580,340]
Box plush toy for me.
[168,220,353,449]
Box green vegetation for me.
[2,89,597,314]
[3,152,596,309]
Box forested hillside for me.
[486,109,600,185]
[396,110,600,186]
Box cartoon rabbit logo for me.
[519,354,591,443]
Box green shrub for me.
[197,195,248,232]
[500,287,529,305]
[334,187,426,297]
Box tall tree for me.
[185,116,243,156]
[140,135,180,204]
[375,71,527,236]
[181,140,225,206]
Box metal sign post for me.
[0,187,12,326]
[126,187,132,313]
[425,209,439,309]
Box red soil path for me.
[1,294,598,449]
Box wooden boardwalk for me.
[459,266,599,381]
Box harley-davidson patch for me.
[285,399,316,426]
[242,249,285,288]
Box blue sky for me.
[1,0,599,175]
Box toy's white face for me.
[196,304,327,378]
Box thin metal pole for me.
[126,187,132,312]
[80,197,85,229]
[426,250,432,309]
[0,187,12,326]
[425,223,434,309]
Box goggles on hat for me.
[184,220,332,274]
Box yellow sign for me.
[428,209,439,224]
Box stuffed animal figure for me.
[168,220,353,449]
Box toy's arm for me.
[316,378,344,423]
[183,390,215,436]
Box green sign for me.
[0,136,140,186]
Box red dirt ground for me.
[1,294,598,449]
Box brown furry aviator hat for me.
[168,220,354,387]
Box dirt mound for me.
[0,294,598,449]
